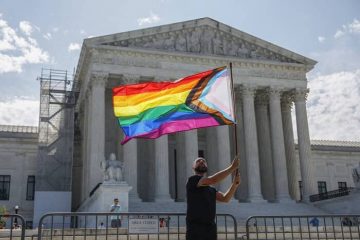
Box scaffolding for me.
[36,69,79,191]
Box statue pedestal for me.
[78,181,132,213]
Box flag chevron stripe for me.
[118,104,194,126]
[198,70,235,121]
[185,67,234,124]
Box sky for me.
[0,0,359,141]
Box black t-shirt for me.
[186,175,217,225]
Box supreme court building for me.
[1,18,359,226]
[71,17,317,206]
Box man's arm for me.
[198,157,239,186]
[216,171,241,202]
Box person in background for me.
[110,198,122,227]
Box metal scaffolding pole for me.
[36,69,79,191]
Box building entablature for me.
[74,18,317,110]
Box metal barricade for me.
[245,215,360,240]
[38,212,238,240]
[0,214,26,240]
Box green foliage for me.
[0,206,8,228]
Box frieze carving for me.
[102,26,300,64]
[91,47,306,80]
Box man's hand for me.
[233,170,241,186]
[230,156,240,171]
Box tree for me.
[0,206,9,229]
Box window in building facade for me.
[317,181,327,194]
[0,175,11,200]
[338,181,347,190]
[26,176,35,200]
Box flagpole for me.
[229,62,238,156]
[229,62,239,174]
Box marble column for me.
[255,91,275,202]
[234,92,248,201]
[281,93,299,200]
[123,139,140,201]
[82,95,90,199]
[216,126,232,193]
[269,88,291,202]
[294,89,317,201]
[87,73,107,195]
[242,86,265,202]
[176,130,198,201]
[154,135,172,201]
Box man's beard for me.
[195,165,207,173]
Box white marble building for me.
[1,18,359,226]
[72,17,317,207]
[1,125,359,226]
[0,125,38,228]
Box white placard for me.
[128,215,159,234]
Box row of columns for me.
[81,72,316,203]
[240,87,316,202]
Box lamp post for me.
[14,205,19,227]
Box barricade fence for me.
[0,214,26,239]
[246,215,360,240]
[37,212,238,240]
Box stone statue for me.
[175,33,187,52]
[352,163,360,189]
[100,153,124,182]
[202,29,214,54]
[237,42,250,58]
[163,33,175,51]
[213,32,223,55]
[188,29,201,53]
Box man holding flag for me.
[113,65,240,239]
[186,157,240,240]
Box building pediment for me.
[85,18,316,66]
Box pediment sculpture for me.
[102,26,299,64]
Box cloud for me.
[0,16,49,73]
[68,42,81,52]
[334,29,345,39]
[349,19,360,33]
[137,12,160,26]
[0,98,39,126]
[334,19,360,38]
[19,21,33,36]
[43,32,52,40]
[306,69,360,141]
[318,36,325,43]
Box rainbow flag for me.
[113,66,235,144]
